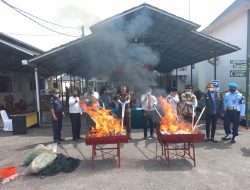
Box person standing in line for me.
[117,85,132,140]
[180,85,198,122]
[202,83,223,143]
[99,86,112,109]
[50,89,65,144]
[141,87,157,139]
[93,87,100,101]
[69,89,82,141]
[222,83,243,143]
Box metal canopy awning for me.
[28,3,240,77]
[0,33,43,73]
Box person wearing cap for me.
[49,89,65,144]
[181,85,198,122]
[222,82,243,143]
[202,83,223,143]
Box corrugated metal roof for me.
[0,33,43,72]
[0,33,43,55]
[28,3,240,77]
[90,3,200,33]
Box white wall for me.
[194,11,247,92]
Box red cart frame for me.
[156,129,205,167]
[85,135,128,168]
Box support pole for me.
[31,72,35,111]
[246,9,250,129]
[214,57,217,80]
[190,65,193,87]
[175,68,178,89]
[34,68,41,125]
[86,78,89,89]
[60,75,63,106]
[69,74,72,91]
[74,76,76,88]
[82,78,85,95]
[55,75,58,88]
[79,78,82,95]
[188,0,190,20]
[159,73,162,88]
[166,72,168,91]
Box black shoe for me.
[77,137,84,140]
[203,138,210,142]
[150,135,155,139]
[211,138,218,143]
[59,138,65,141]
[222,135,231,140]
[54,140,60,144]
[73,139,79,141]
[128,137,132,140]
[143,137,147,140]
[231,139,236,143]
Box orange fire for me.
[80,101,126,137]
[159,96,192,134]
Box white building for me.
[193,0,249,93]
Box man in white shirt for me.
[93,88,100,100]
[141,87,157,139]
[166,88,180,115]
[84,87,99,104]
[69,89,82,141]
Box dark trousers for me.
[205,113,217,139]
[70,113,81,140]
[183,114,196,124]
[223,110,240,137]
[52,115,62,142]
[143,110,154,137]
[124,111,131,138]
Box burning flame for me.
[80,101,126,137]
[159,96,192,134]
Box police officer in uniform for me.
[50,89,65,144]
[222,83,243,143]
[202,83,223,143]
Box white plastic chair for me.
[0,110,13,132]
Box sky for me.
[0,0,235,51]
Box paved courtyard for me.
[0,120,250,190]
